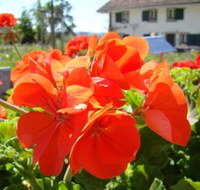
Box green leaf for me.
[131,165,163,190]
[123,89,144,110]
[136,127,170,168]
[3,184,28,190]
[51,181,83,190]
[0,120,16,143]
[37,177,52,190]
[58,182,68,190]
[149,178,166,190]
[74,170,108,190]
[171,177,200,190]
[170,68,200,120]
[185,153,200,180]
[124,163,134,178]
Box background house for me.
[98,0,200,48]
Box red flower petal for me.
[11,73,58,113]
[91,53,129,89]
[65,68,93,88]
[123,36,149,59]
[18,110,89,176]
[86,34,98,57]
[65,56,91,70]
[97,32,121,47]
[92,77,125,108]
[17,112,55,148]
[144,109,191,146]
[141,82,191,146]
[70,110,140,178]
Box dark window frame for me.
[167,8,184,21]
[142,9,157,22]
[115,11,129,23]
[179,33,188,44]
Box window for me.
[142,10,149,21]
[179,33,188,44]
[149,9,157,22]
[167,8,176,20]
[167,8,184,21]
[188,34,200,46]
[115,11,129,23]
[119,33,129,38]
[176,8,184,20]
[142,9,157,22]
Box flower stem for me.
[0,98,27,115]
[63,165,72,182]
[14,162,43,190]
[28,174,43,190]
[193,83,200,96]
[13,42,22,59]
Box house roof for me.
[98,0,200,12]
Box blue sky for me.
[0,0,109,33]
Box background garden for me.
[0,1,200,190]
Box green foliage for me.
[149,178,166,190]
[123,89,144,111]
[43,0,75,33]
[16,10,36,44]
[0,43,44,68]
[171,67,200,122]
[145,52,196,65]
[170,68,200,98]
[33,0,75,48]
[74,170,108,190]
[3,184,28,190]
[171,177,200,190]
[123,89,145,128]
[136,128,170,168]
[0,119,16,143]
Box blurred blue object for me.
[144,36,176,54]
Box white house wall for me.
[110,4,200,46]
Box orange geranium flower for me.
[65,35,91,58]
[9,30,193,181]
[125,61,173,94]
[14,68,94,176]
[0,105,7,119]
[11,49,71,83]
[172,54,200,69]
[0,13,17,28]
[70,105,140,179]
[91,77,125,108]
[90,32,149,89]
[136,76,191,146]
[147,62,174,93]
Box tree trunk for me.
[50,0,56,48]
[60,0,64,51]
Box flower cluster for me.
[172,54,200,69]
[10,32,191,179]
[0,13,17,28]
[0,105,7,119]
[64,35,91,57]
[0,13,19,43]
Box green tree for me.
[34,0,48,48]
[17,10,36,44]
[34,0,75,49]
